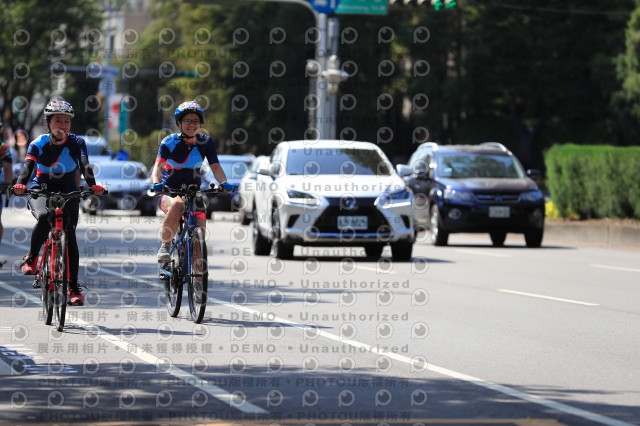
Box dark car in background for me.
[82,160,156,216]
[400,142,545,247]
[201,154,254,216]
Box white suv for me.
[253,140,415,260]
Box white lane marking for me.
[497,289,599,306]
[356,265,397,274]
[92,265,628,426]
[457,249,511,258]
[591,264,640,273]
[0,280,266,414]
[0,358,13,375]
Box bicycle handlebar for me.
[12,185,108,200]
[149,184,224,198]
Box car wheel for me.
[253,207,271,256]
[490,232,506,247]
[524,229,543,248]
[429,205,448,246]
[364,244,384,259]
[391,242,413,261]
[240,204,252,226]
[272,209,293,260]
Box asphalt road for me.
[0,204,638,426]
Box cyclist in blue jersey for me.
[13,100,105,306]
[151,101,232,262]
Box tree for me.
[461,0,633,167]
[614,0,640,145]
[0,0,103,138]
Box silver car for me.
[82,160,156,216]
[238,155,269,225]
[253,140,415,260]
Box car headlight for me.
[443,188,475,203]
[378,187,412,208]
[286,189,319,206]
[521,190,544,202]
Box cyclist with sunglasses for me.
[151,101,232,262]
[13,100,105,306]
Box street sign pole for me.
[315,12,327,140]
[327,17,340,140]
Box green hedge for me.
[545,144,640,220]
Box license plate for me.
[489,206,510,218]
[337,216,368,230]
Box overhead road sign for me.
[335,0,388,14]
[310,0,341,14]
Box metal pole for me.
[103,6,113,143]
[327,18,339,140]
[315,13,327,140]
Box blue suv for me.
[400,142,545,247]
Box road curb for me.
[544,221,640,249]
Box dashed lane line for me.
[497,289,599,306]
[0,280,266,414]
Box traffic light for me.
[431,0,456,10]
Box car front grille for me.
[313,198,389,233]
[474,192,521,204]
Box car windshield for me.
[285,148,392,176]
[95,163,148,180]
[437,153,525,178]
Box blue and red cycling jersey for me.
[156,133,220,188]
[25,133,88,192]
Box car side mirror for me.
[414,169,429,180]
[527,169,541,180]
[395,164,412,177]
[257,168,274,179]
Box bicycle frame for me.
[36,205,69,291]
[158,184,220,323]
[162,200,200,284]
[17,185,102,332]
[162,189,206,278]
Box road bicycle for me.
[157,184,221,323]
[17,185,104,332]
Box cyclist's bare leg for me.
[161,196,186,244]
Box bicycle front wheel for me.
[52,234,68,332]
[163,236,182,317]
[187,226,208,323]
[41,245,53,325]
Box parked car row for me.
[81,160,157,216]
[199,154,254,218]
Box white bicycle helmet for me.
[44,100,74,119]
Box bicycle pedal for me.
[32,280,41,289]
